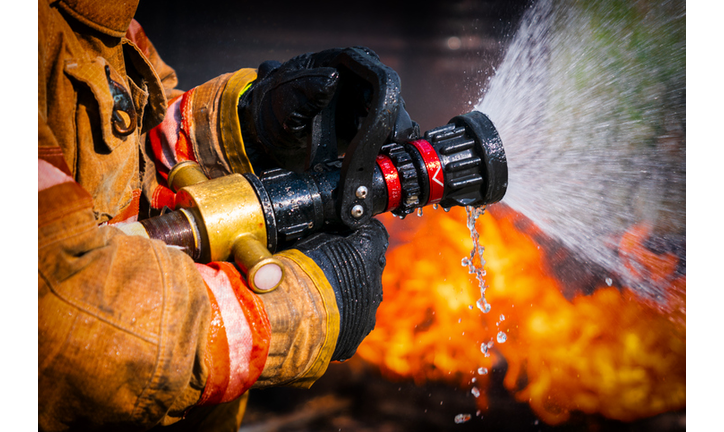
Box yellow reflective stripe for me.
[220,68,257,174]
[276,249,341,388]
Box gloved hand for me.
[294,218,389,361]
[238,47,398,172]
[237,52,337,172]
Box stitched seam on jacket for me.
[38,196,95,230]
[131,242,168,423]
[38,269,159,345]
[38,216,97,250]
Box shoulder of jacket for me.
[51,0,139,38]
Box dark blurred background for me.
[134,0,529,132]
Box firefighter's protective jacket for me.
[38,1,340,430]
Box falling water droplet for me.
[478,367,488,375]
[480,343,490,357]
[433,203,439,210]
[471,387,480,398]
[499,314,506,321]
[454,414,472,424]
[416,207,423,217]
[605,277,613,286]
[497,331,507,343]
[471,377,477,383]
[444,207,451,212]
[461,257,470,267]
[476,298,492,313]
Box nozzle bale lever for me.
[121,110,507,293]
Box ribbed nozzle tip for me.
[424,111,507,208]
[451,111,508,205]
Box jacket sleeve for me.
[37,16,271,430]
[124,18,258,213]
[39,14,339,430]
[40,160,213,430]
[135,48,342,392]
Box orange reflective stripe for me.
[151,184,176,210]
[198,284,231,406]
[38,158,74,192]
[107,189,141,225]
[38,147,73,177]
[215,262,271,391]
[195,262,271,404]
[176,87,198,163]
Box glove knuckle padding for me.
[239,46,386,172]
[257,60,282,80]
[240,63,339,166]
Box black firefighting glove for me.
[239,47,411,172]
[294,218,389,362]
[238,54,338,172]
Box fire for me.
[358,205,686,425]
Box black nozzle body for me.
[246,111,507,251]
[144,111,507,255]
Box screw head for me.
[355,186,368,199]
[351,205,364,218]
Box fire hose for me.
[122,48,508,293]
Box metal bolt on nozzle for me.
[355,186,368,199]
[351,205,364,218]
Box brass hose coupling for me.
[158,161,284,293]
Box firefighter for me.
[38,1,390,430]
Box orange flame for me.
[358,205,685,425]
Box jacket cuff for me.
[252,251,341,389]
[278,249,341,385]
[218,68,257,175]
[147,68,257,183]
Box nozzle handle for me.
[307,47,402,229]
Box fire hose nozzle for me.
[131,110,508,268]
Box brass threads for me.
[178,208,202,259]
